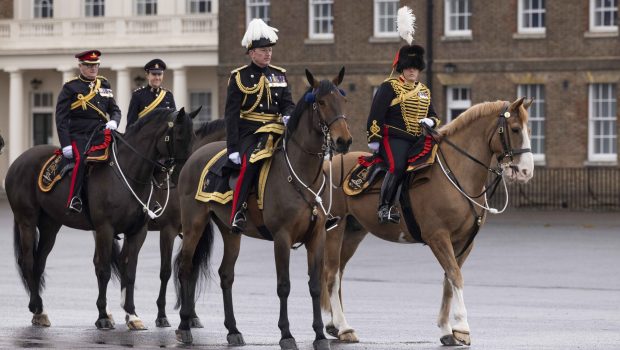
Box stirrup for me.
[68,196,83,213]
[378,205,400,224]
[231,210,247,234]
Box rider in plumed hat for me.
[366,6,441,224]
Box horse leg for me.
[218,229,245,345]
[119,226,148,330]
[30,214,62,327]
[274,235,297,350]
[428,233,471,346]
[155,225,176,328]
[305,224,329,350]
[93,227,116,329]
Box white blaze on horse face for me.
[329,270,354,336]
[515,122,534,182]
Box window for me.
[444,0,471,36]
[85,0,105,17]
[136,0,157,16]
[446,86,471,122]
[590,0,618,32]
[309,0,334,39]
[518,0,545,34]
[32,92,54,146]
[588,84,617,161]
[374,0,399,37]
[190,92,212,124]
[246,0,270,25]
[34,0,53,18]
[188,0,211,14]
[518,84,545,161]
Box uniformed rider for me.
[56,50,121,213]
[126,58,176,127]
[225,18,295,233]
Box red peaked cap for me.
[75,50,101,64]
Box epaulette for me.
[268,64,286,73]
[133,86,145,93]
[64,76,78,84]
[230,65,248,75]
[96,75,108,81]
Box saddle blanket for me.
[194,148,275,210]
[343,135,438,196]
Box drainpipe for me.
[426,0,434,91]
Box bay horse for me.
[321,98,534,346]
[147,118,226,328]
[173,68,352,349]
[6,107,198,330]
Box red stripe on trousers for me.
[382,126,395,173]
[230,154,248,222]
[66,141,81,206]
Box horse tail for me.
[173,220,215,309]
[110,239,122,283]
[13,220,45,294]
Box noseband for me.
[494,104,532,166]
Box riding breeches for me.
[378,135,422,207]
[230,136,264,222]
[66,133,90,206]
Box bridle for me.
[494,104,532,167]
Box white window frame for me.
[31,91,55,146]
[187,0,211,14]
[588,83,617,162]
[309,0,334,40]
[135,0,157,16]
[84,0,105,17]
[589,0,618,32]
[518,0,546,34]
[246,0,270,25]
[446,86,471,122]
[190,91,213,124]
[444,0,472,37]
[518,84,546,162]
[33,0,54,18]
[373,0,399,38]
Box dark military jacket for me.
[367,77,440,143]
[55,75,121,148]
[224,62,295,154]
[126,86,176,127]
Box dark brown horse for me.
[147,118,226,328]
[321,98,534,346]
[173,68,352,349]
[6,108,198,330]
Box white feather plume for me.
[397,6,416,44]
[241,19,279,48]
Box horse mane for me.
[287,80,335,134]
[439,100,506,137]
[125,108,174,136]
[195,118,226,138]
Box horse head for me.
[303,67,352,154]
[155,107,200,179]
[490,97,534,183]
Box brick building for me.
[219,0,619,209]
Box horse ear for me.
[305,69,318,89]
[188,106,202,120]
[175,107,185,123]
[509,96,525,111]
[332,66,345,86]
[523,98,534,110]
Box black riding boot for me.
[377,172,401,224]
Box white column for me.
[55,66,76,146]
[6,68,24,164]
[170,65,188,111]
[112,66,131,132]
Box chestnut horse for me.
[321,98,534,346]
[173,69,352,350]
[6,108,197,330]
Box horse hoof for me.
[31,313,51,327]
[95,318,115,330]
[175,329,193,344]
[440,334,461,346]
[227,333,246,346]
[189,317,204,328]
[313,338,330,350]
[279,337,298,350]
[107,313,115,327]
[325,324,338,338]
[155,317,171,328]
[453,330,471,346]
[338,330,359,343]
[127,319,147,330]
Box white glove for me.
[368,142,380,152]
[62,145,73,159]
[282,115,291,126]
[105,120,118,130]
[419,118,435,128]
[228,152,241,165]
